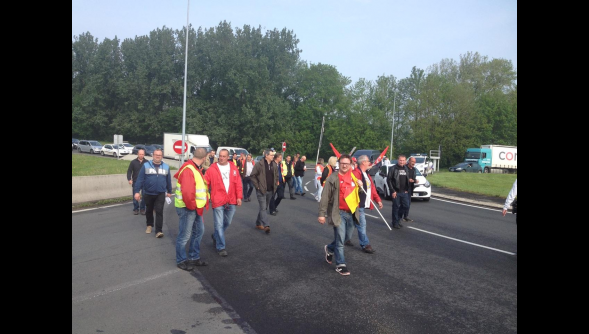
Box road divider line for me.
[72,269,178,304]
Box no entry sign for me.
[173,140,188,154]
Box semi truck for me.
[163,133,213,160]
[464,145,517,174]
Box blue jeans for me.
[392,192,410,225]
[242,176,254,199]
[212,204,236,251]
[175,207,204,264]
[356,208,370,248]
[132,186,145,211]
[295,176,304,193]
[327,210,355,267]
[255,189,273,227]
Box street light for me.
[389,89,396,160]
[180,0,190,166]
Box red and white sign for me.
[282,142,286,152]
[173,140,188,154]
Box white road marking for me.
[72,269,178,303]
[432,197,501,211]
[364,213,515,255]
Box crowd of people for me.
[126,149,516,275]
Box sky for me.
[72,0,517,83]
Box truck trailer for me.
[163,133,212,160]
[464,145,517,174]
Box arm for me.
[127,160,134,183]
[166,165,173,196]
[318,177,333,224]
[133,166,145,199]
[250,163,260,190]
[179,168,197,211]
[502,179,517,216]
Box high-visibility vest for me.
[316,164,325,181]
[322,165,333,186]
[282,161,294,176]
[238,157,246,174]
[175,164,209,209]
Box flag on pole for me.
[369,146,389,168]
[344,172,360,214]
[329,143,342,158]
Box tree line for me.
[72,21,517,167]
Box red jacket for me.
[352,168,381,210]
[204,162,243,209]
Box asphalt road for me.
[72,172,517,334]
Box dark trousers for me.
[392,191,410,226]
[269,183,285,213]
[143,193,166,233]
[242,176,254,199]
[404,189,413,218]
[285,177,295,197]
[256,189,273,227]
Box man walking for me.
[239,154,255,202]
[127,148,147,215]
[318,154,360,276]
[202,150,218,174]
[403,156,419,222]
[250,149,278,234]
[386,154,410,229]
[134,149,172,237]
[174,147,209,271]
[283,155,296,200]
[204,149,243,257]
[269,153,286,215]
[294,155,307,196]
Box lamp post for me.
[180,0,190,166]
[389,89,396,160]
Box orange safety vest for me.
[316,164,325,181]
[322,165,333,186]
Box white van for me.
[216,146,249,158]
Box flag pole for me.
[356,181,392,231]
[315,116,325,163]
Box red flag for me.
[369,146,389,167]
[329,143,342,158]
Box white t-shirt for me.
[218,163,231,193]
[246,161,254,177]
[362,170,372,208]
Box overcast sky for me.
[72,0,517,83]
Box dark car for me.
[352,149,383,176]
[72,138,79,150]
[254,155,264,163]
[150,144,164,153]
[132,144,156,156]
[448,162,483,173]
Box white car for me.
[409,153,428,175]
[121,143,135,152]
[373,164,431,201]
[100,144,130,157]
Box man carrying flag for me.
[318,154,360,276]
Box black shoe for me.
[140,209,146,215]
[177,261,194,271]
[270,211,277,216]
[188,259,208,266]
[301,192,305,196]
[218,249,228,257]
[133,210,139,215]
[290,196,296,200]
[295,192,301,195]
[335,266,350,276]
[344,240,354,247]
[362,245,375,254]
[393,224,401,229]
[324,245,333,264]
[398,223,403,227]
[211,234,216,248]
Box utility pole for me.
[316,116,325,163]
[389,89,396,160]
[180,0,190,167]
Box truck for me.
[464,145,517,174]
[163,133,213,160]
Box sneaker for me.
[393,224,401,229]
[156,232,164,238]
[344,240,354,247]
[177,261,194,271]
[211,234,216,248]
[255,225,265,230]
[324,245,333,264]
[362,245,375,254]
[301,192,305,196]
[264,226,271,234]
[133,210,139,215]
[218,249,228,257]
[188,259,208,266]
[270,211,277,216]
[146,226,152,233]
[335,266,350,276]
[403,217,414,222]
[140,209,146,215]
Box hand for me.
[166,193,172,197]
[318,217,326,224]
[377,202,383,209]
[128,180,133,185]
[502,209,507,216]
[356,180,363,187]
[409,178,414,183]
[392,192,397,199]
[134,193,140,201]
[237,198,242,206]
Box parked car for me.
[121,143,134,151]
[448,162,483,173]
[216,146,249,158]
[150,144,164,153]
[77,140,103,154]
[143,145,157,157]
[100,144,130,157]
[72,138,80,150]
[373,163,431,201]
[254,155,264,163]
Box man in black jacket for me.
[294,155,306,196]
[403,157,419,222]
[386,155,410,229]
[127,149,148,215]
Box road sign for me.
[173,140,188,154]
[282,142,286,152]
